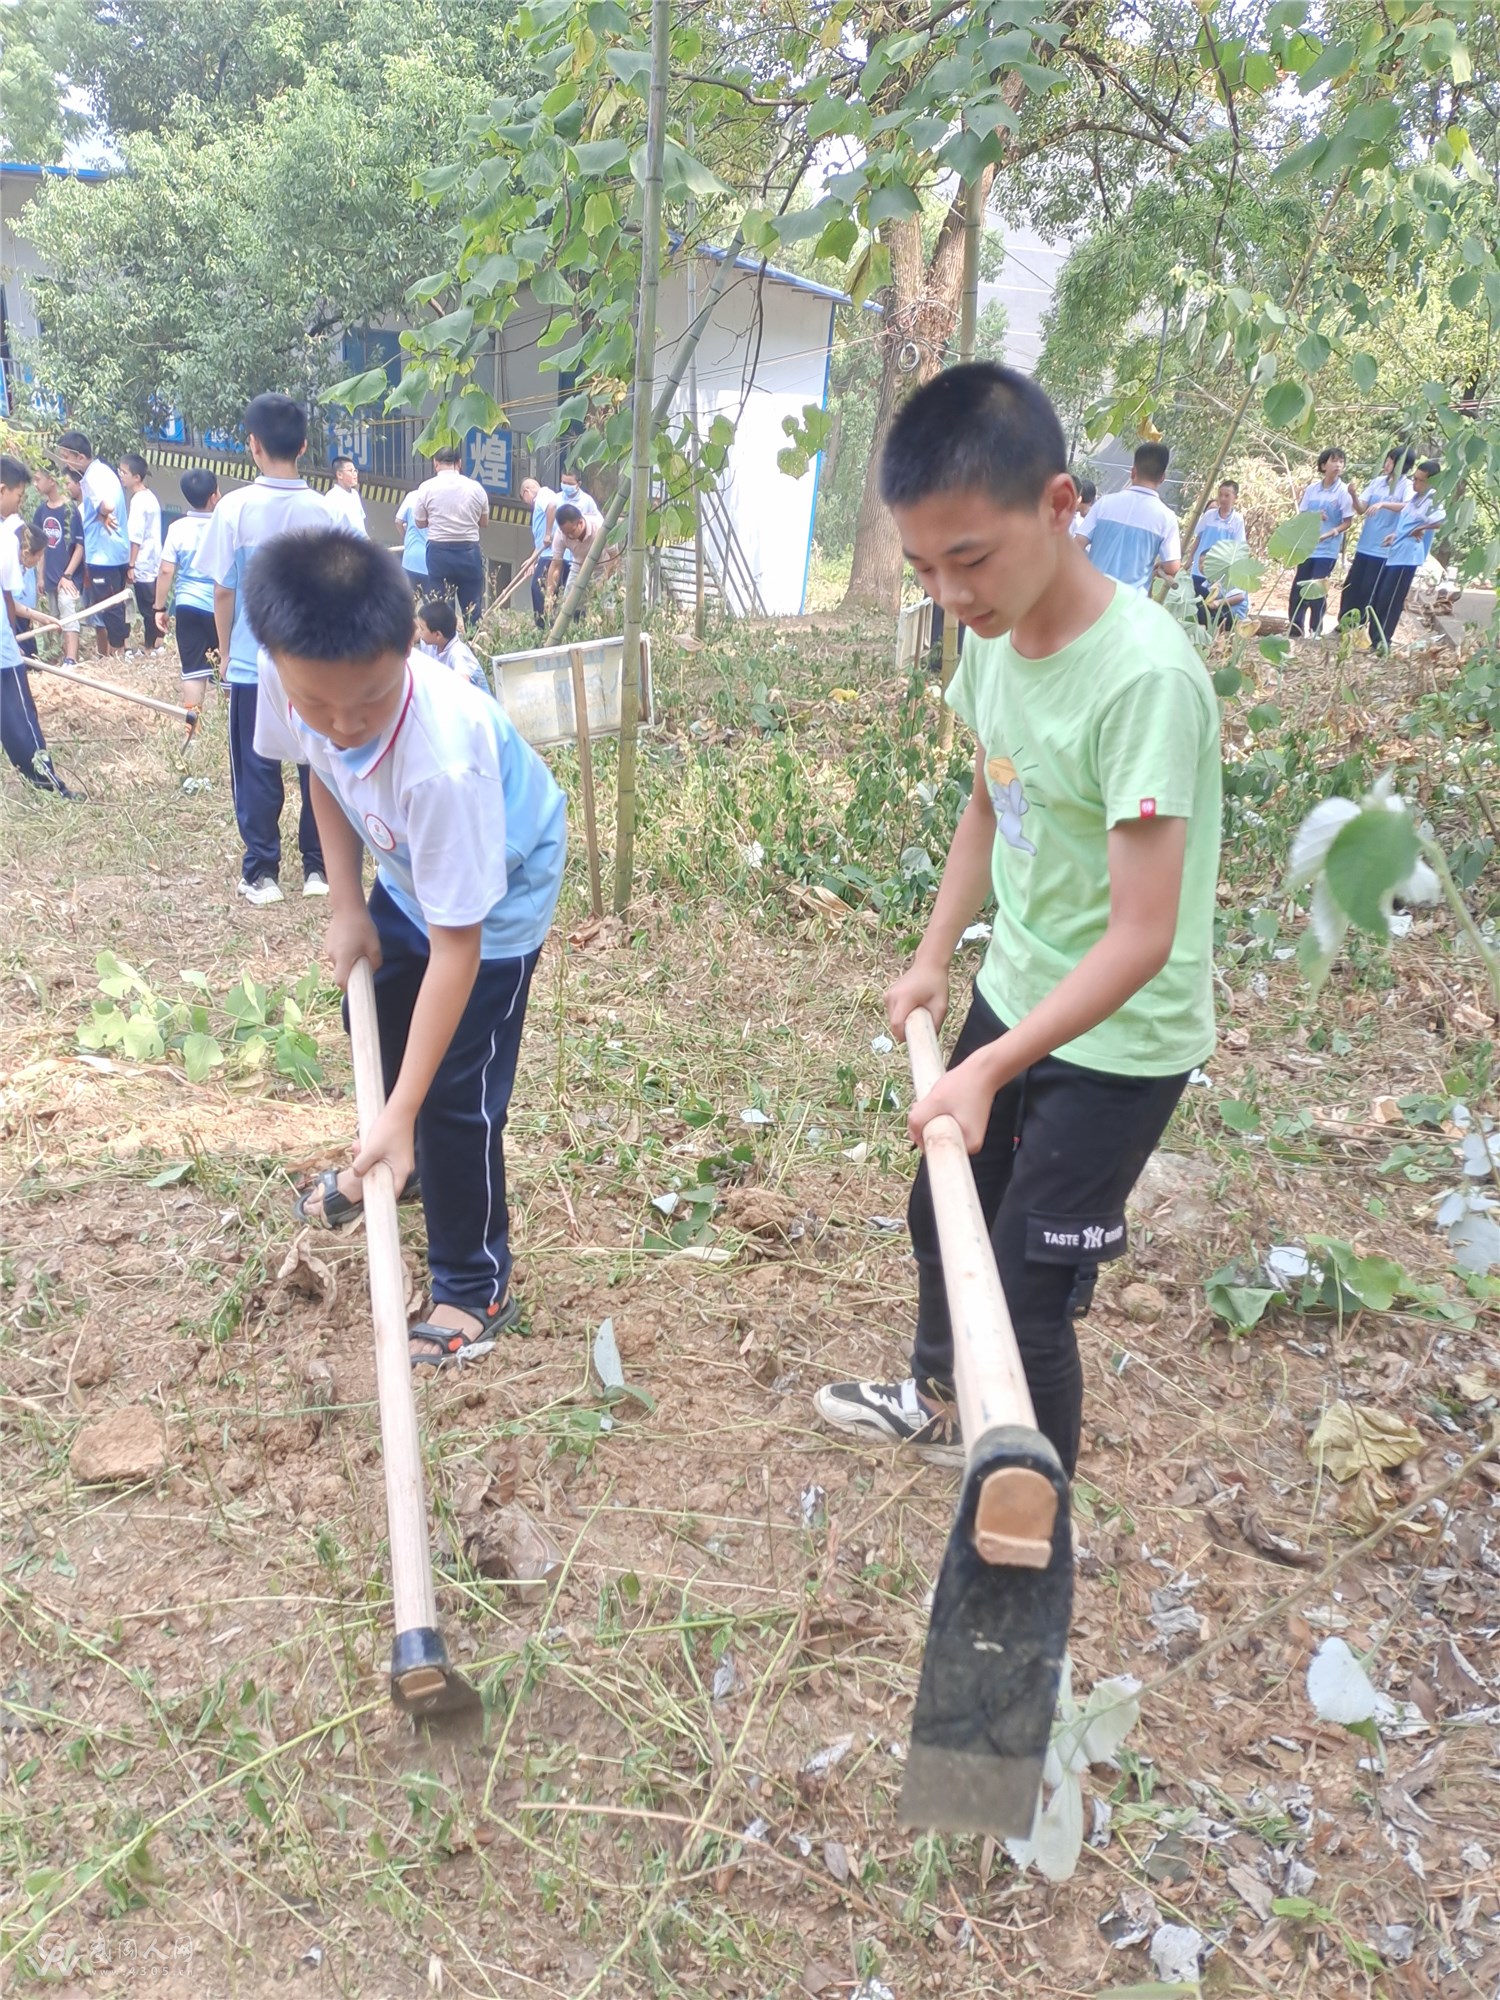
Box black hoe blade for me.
[900,1424,1072,1838]
[390,1626,484,1723]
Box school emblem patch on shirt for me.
[1139,798,1157,818]
[365,812,397,851]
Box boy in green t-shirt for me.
[817,364,1220,1473]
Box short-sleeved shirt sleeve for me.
[404,771,510,927]
[253,687,303,763]
[1159,512,1182,565]
[196,502,239,587]
[0,532,21,597]
[1096,671,1207,829]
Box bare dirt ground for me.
[2,618,1498,1999]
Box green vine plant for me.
[78,953,327,1088]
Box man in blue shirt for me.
[1369,459,1445,653]
[1084,443,1182,591]
[1288,447,1353,637]
[519,476,557,629]
[57,429,131,658]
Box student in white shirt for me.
[416,597,490,693]
[245,529,566,1366]
[1340,447,1414,628]
[155,467,222,734]
[1288,447,1353,637]
[395,490,428,592]
[1084,443,1182,590]
[120,454,165,648]
[1,453,74,796]
[324,458,368,537]
[1068,478,1097,540]
[197,393,333,905]
[57,429,131,657]
[1186,479,1248,616]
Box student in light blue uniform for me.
[246,529,565,1367]
[1084,442,1182,590]
[156,468,222,733]
[395,490,428,594]
[0,454,73,796]
[57,429,131,656]
[1369,459,1445,653]
[1287,447,1353,637]
[197,394,332,905]
[1339,448,1414,629]
[1187,479,1247,618]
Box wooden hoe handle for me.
[347,959,440,1641]
[904,1006,1059,1568]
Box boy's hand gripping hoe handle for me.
[904,1007,1057,1566]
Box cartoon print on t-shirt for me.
[985,754,1037,856]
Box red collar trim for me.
[357,669,413,780]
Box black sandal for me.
[293,1167,421,1230]
[409,1294,521,1370]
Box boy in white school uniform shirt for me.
[416,597,490,692]
[1339,447,1414,628]
[246,529,566,1365]
[1084,442,1182,590]
[120,455,164,648]
[155,467,222,734]
[197,393,332,905]
[1287,446,1353,637]
[0,453,74,796]
[324,458,368,536]
[57,429,131,657]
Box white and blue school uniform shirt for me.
[160,511,218,612]
[196,477,332,686]
[1297,477,1354,560]
[396,493,428,576]
[1190,506,1247,577]
[1353,472,1413,560]
[1384,490,1446,570]
[1085,485,1182,591]
[127,487,163,581]
[253,650,567,959]
[422,632,491,694]
[0,531,26,670]
[529,486,558,555]
[79,461,130,566]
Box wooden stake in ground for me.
[611,0,669,916]
[568,646,604,920]
[28,657,193,722]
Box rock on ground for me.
[1129,1152,1217,1240]
[69,1407,168,1485]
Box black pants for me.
[530,560,547,628]
[365,881,539,1314]
[425,542,485,625]
[87,563,128,646]
[909,985,1190,1476]
[227,680,324,885]
[1338,551,1385,626]
[1,667,69,792]
[175,606,218,679]
[1368,563,1416,652]
[1288,554,1337,634]
[133,579,163,646]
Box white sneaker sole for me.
[812,1387,965,1466]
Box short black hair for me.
[1133,441,1170,482]
[21,524,47,557]
[243,529,415,664]
[1394,446,1416,473]
[554,502,584,530]
[181,468,218,508]
[243,393,307,459]
[1316,446,1345,471]
[121,453,150,482]
[417,597,457,640]
[1218,478,1240,495]
[880,363,1067,510]
[1417,457,1441,477]
[1076,478,1097,506]
[57,429,92,458]
[331,455,355,474]
[433,444,462,467]
[0,454,31,489]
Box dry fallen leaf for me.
[275,1229,337,1308]
[1308,1400,1424,1482]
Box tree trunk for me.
[842,163,999,611]
[612,0,669,915]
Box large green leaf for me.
[572,138,629,176]
[657,140,730,202]
[1264,378,1312,429]
[1322,808,1418,935]
[1266,511,1324,564]
[866,182,923,227]
[1350,351,1380,393]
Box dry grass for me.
[1,615,1498,1999]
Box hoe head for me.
[390,1627,484,1725]
[899,1424,1072,1838]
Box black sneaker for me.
[813,1377,965,1466]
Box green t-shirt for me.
[946,584,1220,1077]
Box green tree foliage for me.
[0,0,88,161]
[14,2,523,450]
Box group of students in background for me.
[1069,439,1447,652]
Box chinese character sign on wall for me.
[463,428,512,496]
[330,420,372,472]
